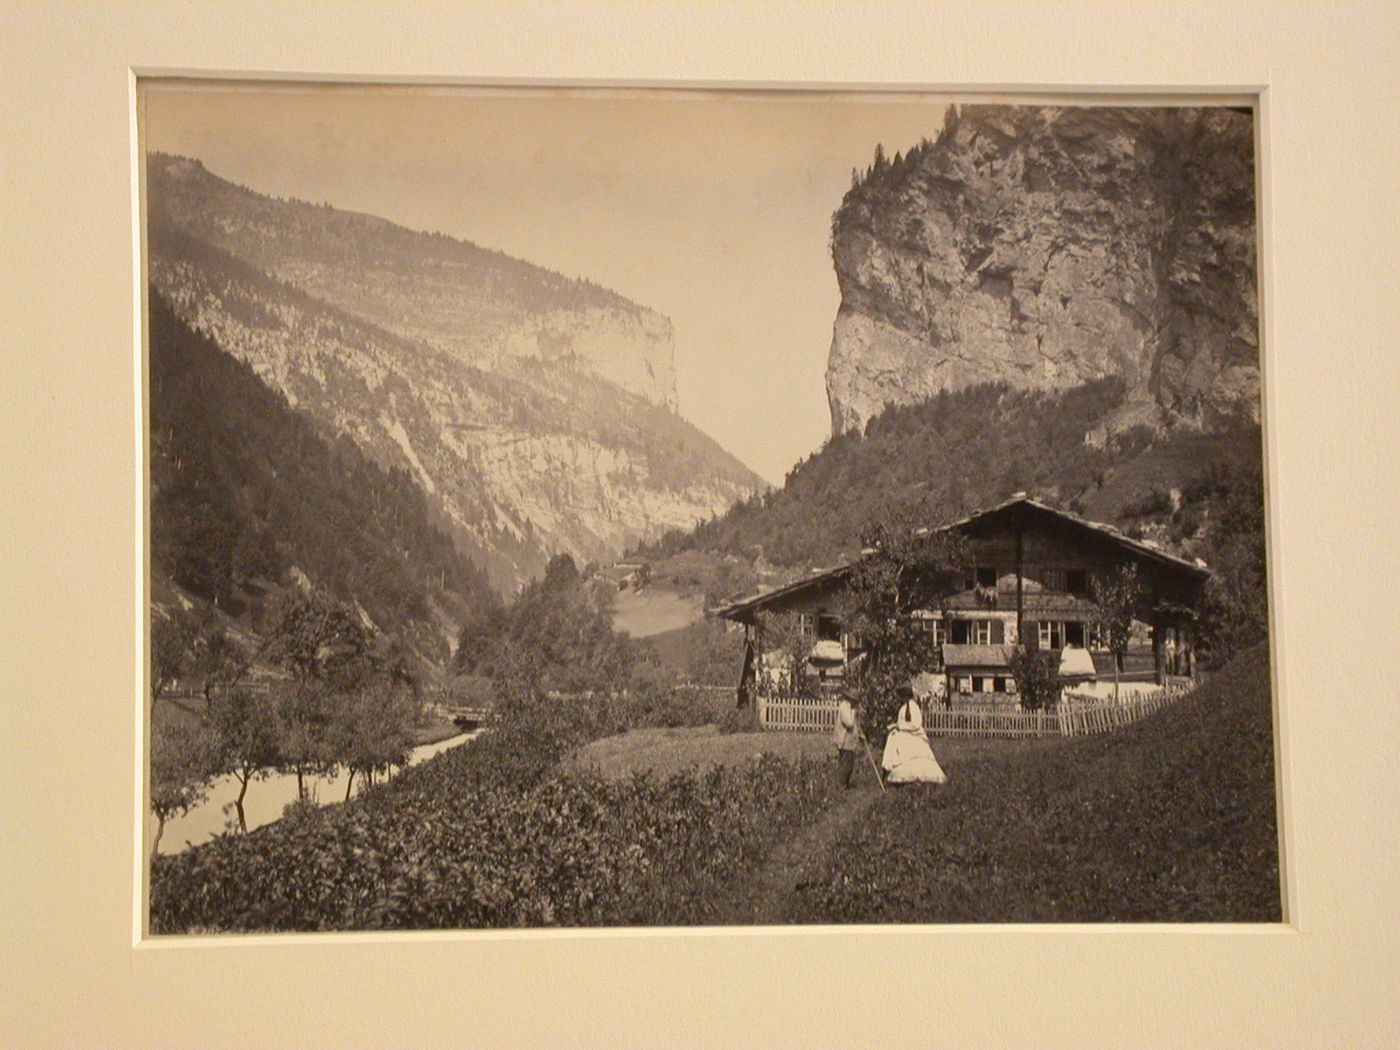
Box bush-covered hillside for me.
[149,292,496,655]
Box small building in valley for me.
[715,495,1209,705]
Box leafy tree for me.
[459,553,635,696]
[682,617,745,687]
[1091,563,1144,701]
[189,614,248,703]
[264,590,370,686]
[205,686,282,833]
[1196,463,1268,662]
[838,506,968,740]
[332,677,419,799]
[275,680,338,801]
[149,717,218,857]
[151,606,195,715]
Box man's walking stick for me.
[861,733,887,794]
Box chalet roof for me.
[940,494,1211,579]
[942,644,1016,669]
[714,495,1209,622]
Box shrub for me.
[717,704,760,735]
[1008,646,1061,710]
[150,745,837,932]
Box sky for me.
[143,83,957,484]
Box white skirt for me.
[881,728,948,784]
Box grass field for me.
[608,585,705,637]
[570,725,1057,782]
[785,644,1281,923]
[569,643,1281,924]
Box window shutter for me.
[990,619,1005,644]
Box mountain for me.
[146,154,764,592]
[149,293,497,659]
[827,105,1259,436]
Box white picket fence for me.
[755,694,842,733]
[755,681,1194,739]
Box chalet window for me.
[1038,620,1065,649]
[980,676,995,693]
[1064,621,1087,647]
[953,618,1005,645]
[976,566,998,588]
[1041,567,1067,592]
[914,618,945,647]
[1086,622,1108,650]
[817,614,842,642]
[798,613,815,640]
[1067,569,1089,595]
[993,676,1007,692]
[1005,678,1018,693]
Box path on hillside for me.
[713,783,883,926]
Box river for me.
[155,730,480,855]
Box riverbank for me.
[155,729,479,855]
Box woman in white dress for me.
[881,690,948,785]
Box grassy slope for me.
[571,726,1058,783]
[786,643,1281,923]
[609,586,705,638]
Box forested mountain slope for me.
[150,293,497,659]
[638,377,1262,573]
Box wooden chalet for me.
[715,495,1210,705]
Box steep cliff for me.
[147,155,762,593]
[827,105,1259,436]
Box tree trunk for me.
[1114,652,1121,703]
[344,769,355,802]
[235,774,249,833]
[296,768,305,801]
[151,815,165,859]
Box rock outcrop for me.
[827,105,1259,436]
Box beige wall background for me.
[3,2,1398,1047]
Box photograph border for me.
[6,3,1397,1046]
[130,74,1291,946]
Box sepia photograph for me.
[140,82,1280,934]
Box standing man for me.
[833,688,863,789]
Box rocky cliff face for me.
[150,155,678,408]
[827,105,1259,437]
[147,154,761,593]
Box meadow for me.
[150,645,1279,932]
